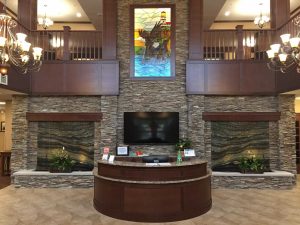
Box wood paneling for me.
[241,62,276,94]
[186,60,277,95]
[94,159,212,222]
[30,61,119,95]
[186,61,205,94]
[0,67,30,94]
[206,62,240,93]
[202,112,281,121]
[189,0,204,59]
[17,0,37,30]
[276,69,300,93]
[26,112,102,121]
[270,0,290,29]
[102,0,117,59]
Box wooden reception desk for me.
[93,157,212,222]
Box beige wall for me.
[295,99,300,113]
[0,101,12,152]
[37,23,96,31]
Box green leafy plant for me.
[50,148,74,173]
[238,156,265,173]
[175,138,192,151]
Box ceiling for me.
[1,0,299,30]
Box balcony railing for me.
[29,27,102,61]
[203,28,275,61]
[203,10,300,61]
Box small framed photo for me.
[116,146,129,156]
[0,121,5,132]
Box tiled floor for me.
[1,177,300,225]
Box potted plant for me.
[49,147,74,173]
[238,156,265,174]
[175,138,192,152]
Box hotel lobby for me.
[1,0,300,224]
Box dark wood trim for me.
[202,112,281,121]
[189,0,203,59]
[296,113,300,121]
[270,0,290,29]
[130,4,176,78]
[213,20,256,23]
[102,0,117,59]
[291,6,300,16]
[18,0,37,30]
[26,112,102,122]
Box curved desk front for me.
[94,157,212,222]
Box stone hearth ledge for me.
[12,170,94,188]
[212,170,295,189]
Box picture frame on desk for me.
[116,146,129,156]
[0,121,5,132]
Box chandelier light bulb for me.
[0,37,6,47]
[16,33,27,42]
[266,49,275,58]
[278,54,287,62]
[270,44,281,53]
[280,34,291,44]
[290,37,300,48]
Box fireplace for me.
[36,121,95,171]
[211,121,269,172]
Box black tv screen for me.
[124,112,179,144]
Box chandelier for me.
[254,3,270,29]
[266,32,300,73]
[38,4,53,30]
[0,5,43,75]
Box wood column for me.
[18,0,37,30]
[63,26,71,60]
[189,0,204,59]
[102,0,117,59]
[270,0,290,29]
[236,25,244,60]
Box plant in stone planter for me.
[238,156,265,173]
[49,147,74,173]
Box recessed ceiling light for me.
[0,102,5,105]
[76,12,82,18]
[224,11,230,16]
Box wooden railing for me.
[202,11,300,61]
[203,28,275,61]
[29,27,102,61]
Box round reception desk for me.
[93,156,212,222]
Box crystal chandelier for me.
[38,4,53,30]
[254,3,270,29]
[266,33,300,73]
[0,2,43,75]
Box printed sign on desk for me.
[184,149,195,157]
[108,155,115,163]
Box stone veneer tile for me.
[116,0,188,155]
[10,1,297,188]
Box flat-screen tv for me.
[124,112,179,144]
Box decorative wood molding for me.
[26,113,102,122]
[202,112,281,121]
